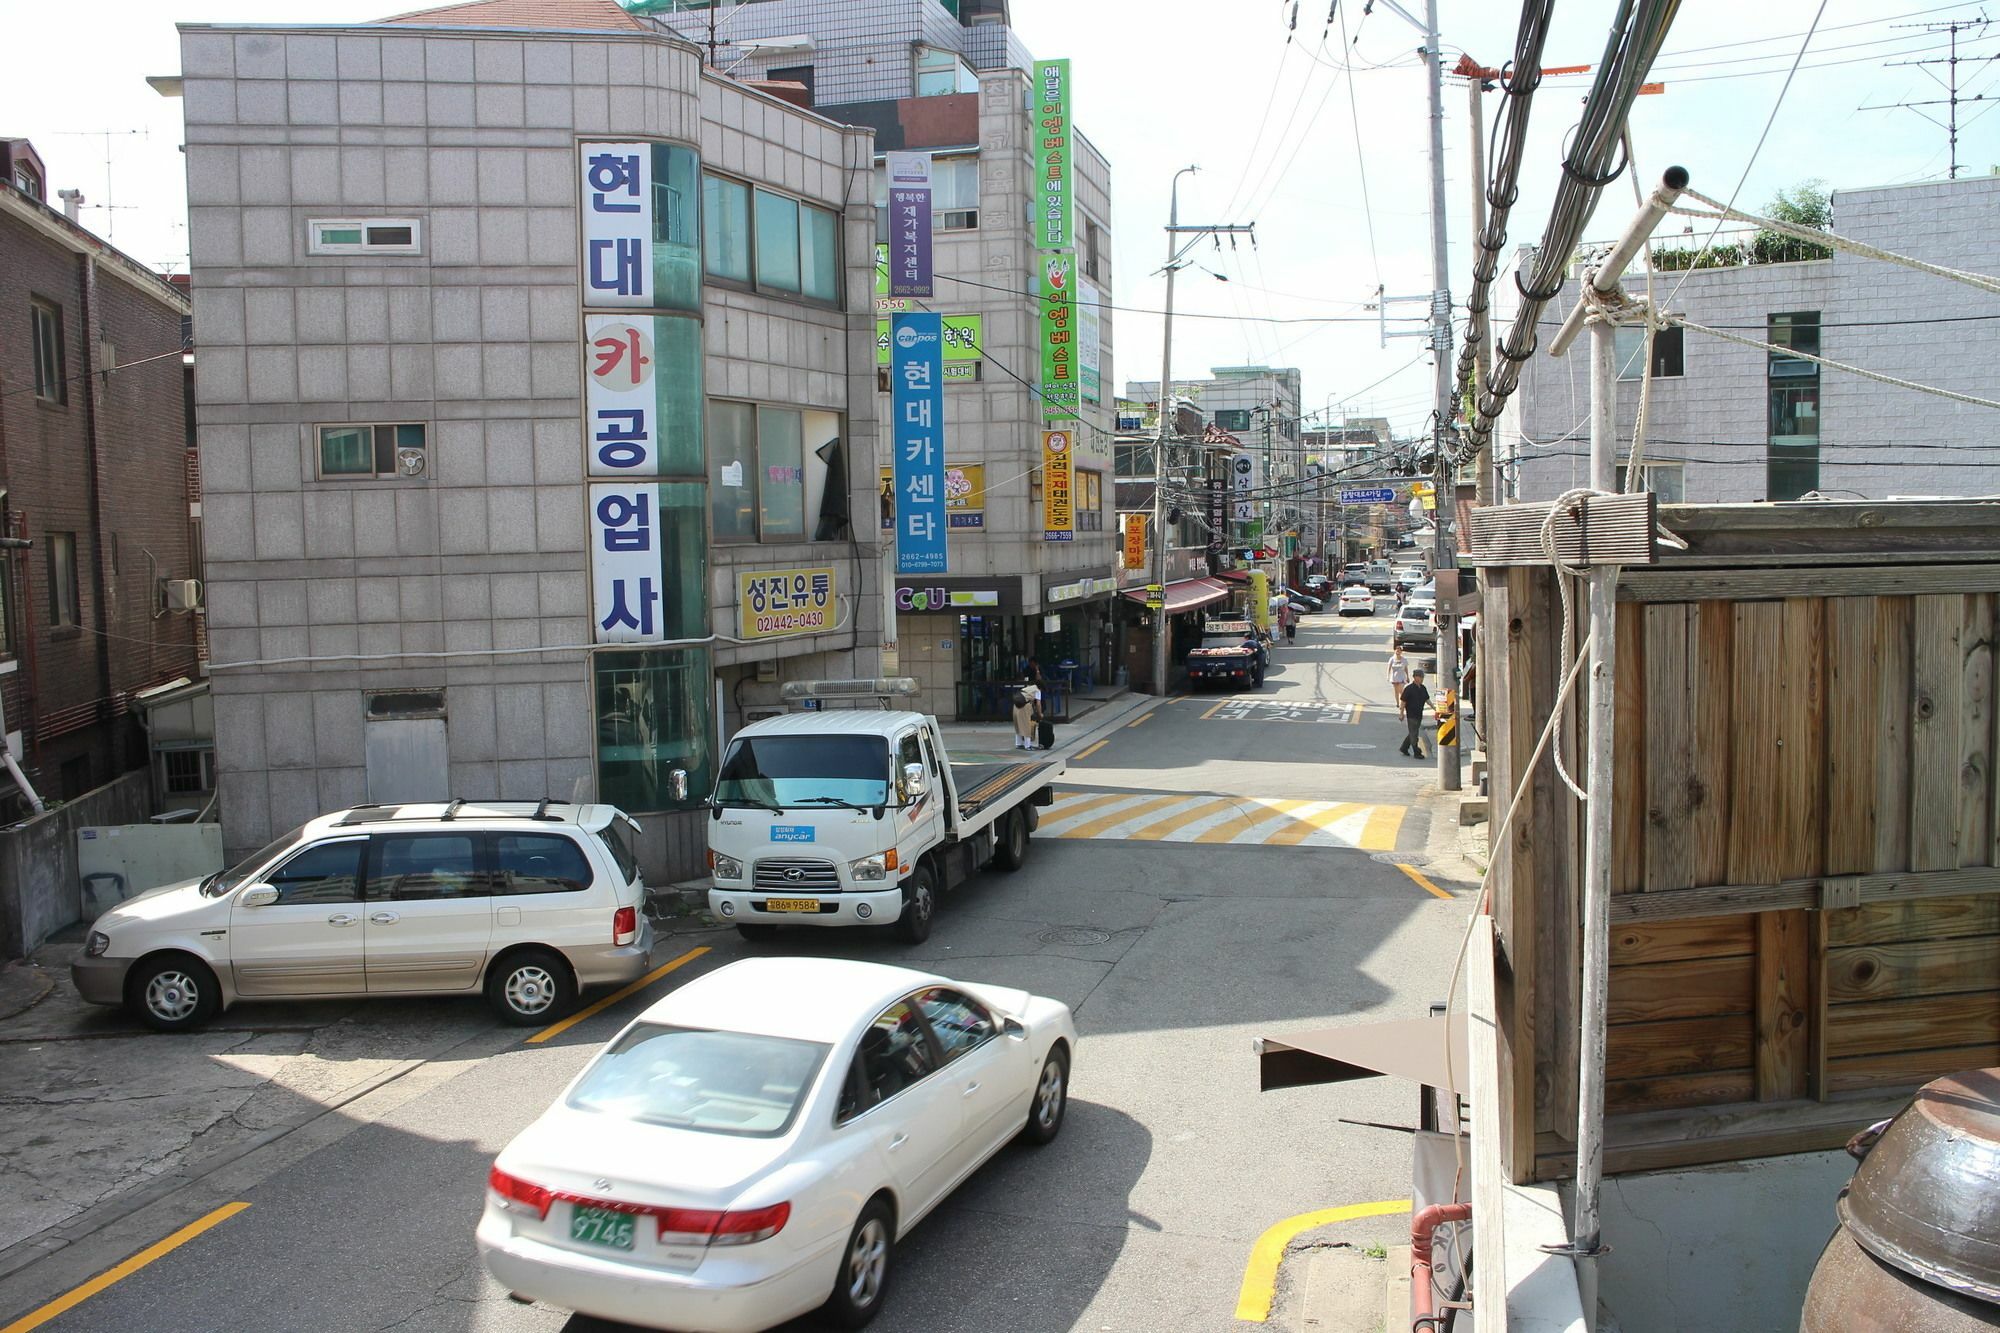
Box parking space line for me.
[1073,739,1108,761]
[1199,699,1227,720]
[1126,711,1154,727]
[1,1202,251,1333]
[526,946,709,1046]
[1396,862,1454,900]
[1233,1198,1412,1323]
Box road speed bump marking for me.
[527,946,708,1046]
[2,1201,252,1333]
[1234,1198,1413,1323]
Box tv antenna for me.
[1861,14,1997,180]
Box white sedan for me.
[477,957,1077,1332]
[1338,585,1376,616]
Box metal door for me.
[364,717,449,803]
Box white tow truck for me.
[706,680,1063,944]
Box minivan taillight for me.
[488,1166,554,1219]
[612,905,638,946]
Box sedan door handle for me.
[369,912,400,925]
[961,1082,981,1098]
[887,1132,909,1151]
[327,913,359,927]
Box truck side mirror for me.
[903,763,928,799]
[668,768,689,802]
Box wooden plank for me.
[1485,578,1518,945]
[1826,936,2000,1002]
[1533,1090,1917,1180]
[1483,576,1537,1188]
[1693,601,1734,886]
[1619,564,2000,602]
[1524,568,1577,1146]
[1465,492,1657,566]
[1642,603,1696,894]
[1826,991,2000,1059]
[1727,601,1786,888]
[1605,1014,1755,1082]
[1827,894,2000,946]
[1910,594,1965,871]
[1828,1043,2000,1094]
[1876,598,1914,873]
[1755,910,1812,1101]
[1808,911,1830,1101]
[1608,863,2000,924]
[1604,1070,1756,1116]
[1614,602,1647,894]
[1611,914,1757,965]
[1963,593,1995,867]
[1659,501,2000,537]
[1607,956,1755,1023]
[1824,598,1881,876]
[1777,598,1826,882]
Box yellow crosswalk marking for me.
[1126,796,1245,841]
[1039,790,1409,851]
[1039,790,1143,825]
[1052,793,1190,839]
[1189,799,1299,844]
[1263,802,1366,846]
[1359,804,1407,851]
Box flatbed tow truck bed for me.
[949,758,1060,822]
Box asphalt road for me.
[0,613,1470,1333]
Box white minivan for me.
[71,801,654,1032]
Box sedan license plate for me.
[763,897,821,912]
[570,1205,635,1252]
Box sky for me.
[2,0,1991,446]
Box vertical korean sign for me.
[1042,429,1075,542]
[579,141,653,309]
[1033,60,1072,251]
[1038,251,1080,419]
[886,151,933,297]
[1123,512,1147,570]
[891,314,948,574]
[584,315,661,476]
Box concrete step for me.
[1457,795,1490,827]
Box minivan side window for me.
[494,833,594,895]
[368,834,487,901]
[266,840,364,905]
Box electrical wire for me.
[1338,0,1384,288]
[0,341,190,400]
[934,271,1423,325]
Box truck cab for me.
[1184,619,1265,690]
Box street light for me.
[1150,165,1198,701]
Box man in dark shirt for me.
[1399,669,1431,760]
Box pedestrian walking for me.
[1010,675,1043,750]
[1400,669,1431,760]
[1388,645,1411,716]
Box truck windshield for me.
[713,735,891,809]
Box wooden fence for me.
[1475,502,2000,1183]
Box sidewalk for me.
[935,683,1154,759]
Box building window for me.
[307,218,423,255]
[593,647,713,813]
[1613,324,1684,380]
[1114,443,1155,479]
[702,174,751,284]
[30,299,65,405]
[704,175,839,304]
[45,531,77,628]
[1615,461,1685,503]
[1766,312,1820,501]
[160,747,216,795]
[1212,408,1252,431]
[915,45,977,96]
[13,162,42,200]
[0,555,12,657]
[1083,219,1102,281]
[318,423,427,479]
[709,402,841,543]
[1078,471,1104,531]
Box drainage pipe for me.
[1411,1200,1472,1331]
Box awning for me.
[1256,1011,1468,1095]
[1119,576,1231,616]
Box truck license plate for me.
[764,898,821,912]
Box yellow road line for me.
[1051,793,1186,839]
[1361,805,1409,852]
[1074,739,1108,761]
[1200,699,1227,720]
[1262,802,1365,847]
[1353,703,1365,722]
[2,1202,252,1333]
[1126,711,1155,727]
[1125,796,1242,841]
[527,946,709,1045]
[1234,1198,1413,1323]
[1396,862,1454,900]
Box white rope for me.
[1538,488,1608,802]
[1671,186,2000,298]
[1674,316,2000,412]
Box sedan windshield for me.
[567,1025,830,1137]
[713,735,891,809]
[202,825,306,897]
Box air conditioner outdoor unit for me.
[163,579,203,612]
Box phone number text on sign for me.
[739,567,837,640]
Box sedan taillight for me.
[489,1166,554,1219]
[612,905,638,945]
[657,1201,791,1245]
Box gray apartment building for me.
[1127,365,1305,548]
[1498,175,2000,504]
[176,0,883,873]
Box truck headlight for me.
[848,853,889,882]
[710,852,744,880]
[85,931,110,958]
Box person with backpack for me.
[1010,675,1043,750]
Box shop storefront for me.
[1117,575,1232,693]
[891,576,1026,722]
[1040,573,1120,708]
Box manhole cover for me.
[1370,852,1430,867]
[1038,926,1112,947]
[1334,742,1377,750]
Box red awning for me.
[1119,576,1231,615]
[1213,568,1250,583]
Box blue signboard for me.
[1339,487,1396,504]
[770,825,817,843]
[890,313,948,574]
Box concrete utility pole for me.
[1150,168,1254,699]
[1548,166,1689,1330]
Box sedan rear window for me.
[567,1025,830,1137]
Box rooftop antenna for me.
[1860,14,1995,180]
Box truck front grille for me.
[753,858,842,891]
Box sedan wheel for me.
[822,1198,895,1328]
[1021,1045,1070,1146]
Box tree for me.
[1753,182,1833,264]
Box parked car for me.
[1283,587,1323,613]
[71,801,654,1032]
[477,957,1076,1332]
[1340,563,1371,587]
[1394,604,1436,650]
[1338,586,1376,617]
[1184,619,1266,690]
[1303,574,1332,596]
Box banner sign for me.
[885,151,933,297]
[875,314,981,364]
[1123,512,1147,570]
[880,463,984,530]
[1038,251,1080,419]
[890,313,948,574]
[1231,451,1255,521]
[1032,59,1072,251]
[1042,428,1075,542]
[1340,487,1396,504]
[1078,276,1102,404]
[1206,476,1226,554]
[738,567,836,640]
[579,141,659,309]
[589,482,663,643]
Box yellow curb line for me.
[526,946,709,1045]
[1234,1198,1413,1323]
[1396,862,1454,900]
[1126,712,1154,727]
[1074,739,1108,761]
[3,1202,252,1333]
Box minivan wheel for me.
[821,1196,895,1329]
[485,949,576,1026]
[894,864,936,944]
[128,954,220,1033]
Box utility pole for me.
[1863,17,1993,180]
[1150,168,1254,699]
[1465,72,1495,508]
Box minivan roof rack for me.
[334,799,573,828]
[439,798,466,822]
